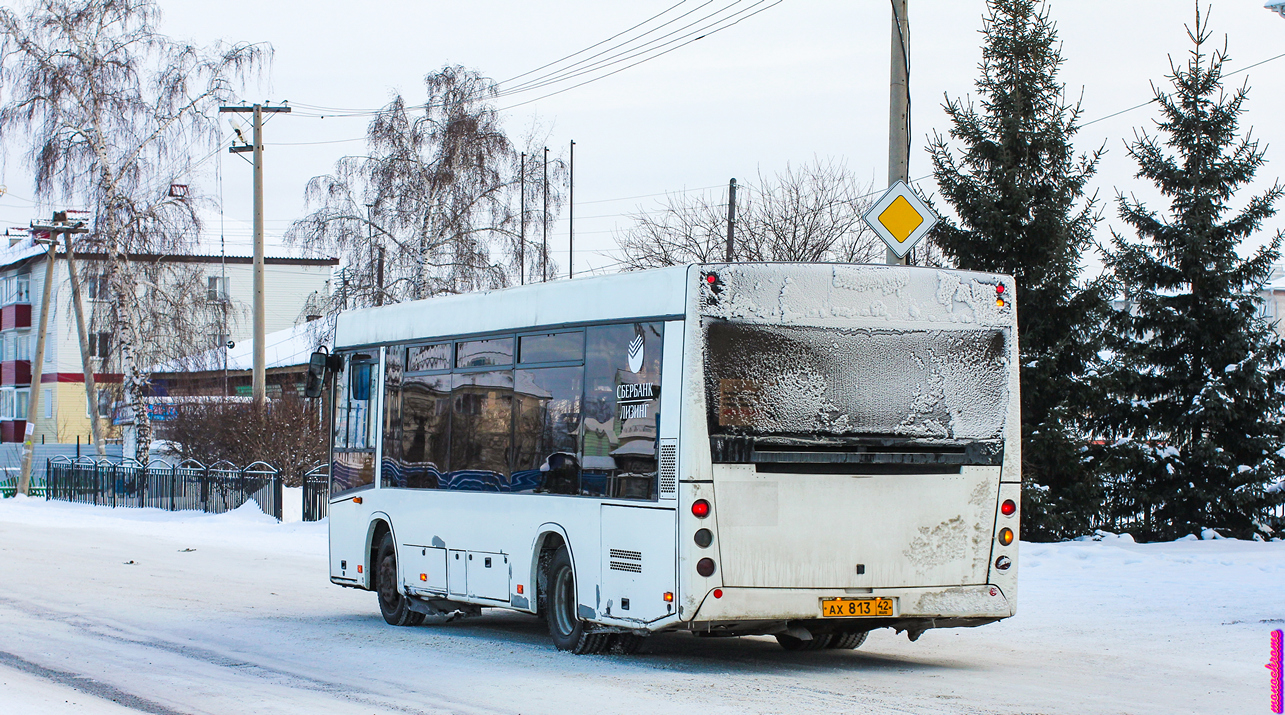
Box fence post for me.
[169,464,176,512]
[273,471,283,521]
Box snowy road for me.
[0,498,1276,715]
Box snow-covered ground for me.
[0,497,1277,714]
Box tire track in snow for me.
[0,649,193,715]
[0,595,508,715]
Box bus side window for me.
[513,365,583,495]
[400,374,451,489]
[583,322,663,500]
[381,348,404,488]
[449,370,513,490]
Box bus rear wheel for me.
[546,546,608,654]
[775,632,833,651]
[827,631,868,649]
[376,532,424,627]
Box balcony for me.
[1,360,31,385]
[1,304,31,330]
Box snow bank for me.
[0,495,326,557]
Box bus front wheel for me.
[546,546,608,654]
[376,532,424,627]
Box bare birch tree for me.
[0,0,266,461]
[617,159,884,269]
[288,65,566,312]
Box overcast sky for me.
[1,0,1283,276]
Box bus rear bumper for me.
[686,584,1014,625]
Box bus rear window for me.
[703,321,1010,441]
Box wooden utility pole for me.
[63,230,105,456]
[887,0,911,266]
[220,102,291,409]
[569,140,575,279]
[542,146,549,282]
[18,216,88,495]
[519,152,526,285]
[725,178,738,262]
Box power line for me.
[493,1,755,98]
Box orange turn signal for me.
[357,564,363,574]
[420,573,427,581]
[517,584,524,594]
[998,527,1015,546]
[352,496,363,504]
[663,592,673,602]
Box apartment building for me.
[0,234,337,443]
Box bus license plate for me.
[820,597,893,618]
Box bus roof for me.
[334,265,692,349]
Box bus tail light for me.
[694,528,713,547]
[998,527,1014,546]
[691,499,711,518]
[713,588,723,599]
[1001,499,1016,516]
[357,564,363,574]
[697,558,716,577]
[995,555,1012,571]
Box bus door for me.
[600,505,676,623]
[329,352,380,585]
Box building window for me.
[43,388,52,419]
[88,332,111,360]
[87,275,109,301]
[14,388,29,420]
[0,389,11,420]
[207,276,229,302]
[14,274,30,303]
[44,332,53,363]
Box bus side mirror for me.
[304,351,328,399]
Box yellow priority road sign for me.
[862,180,939,259]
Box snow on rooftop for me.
[152,319,331,374]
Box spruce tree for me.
[928,0,1108,540]
[1093,10,1285,541]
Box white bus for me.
[318,262,1020,654]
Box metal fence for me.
[303,463,329,522]
[45,457,284,520]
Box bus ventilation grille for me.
[659,440,677,497]
[609,549,643,573]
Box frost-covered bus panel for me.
[321,263,1019,654]
[678,264,1020,640]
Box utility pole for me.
[887,0,911,266]
[542,146,549,282]
[18,215,88,495]
[569,140,575,279]
[62,229,105,456]
[725,178,738,262]
[519,152,526,285]
[220,102,291,409]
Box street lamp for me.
[1268,2,1285,19]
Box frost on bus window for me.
[582,322,663,500]
[704,321,1009,441]
[513,366,583,494]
